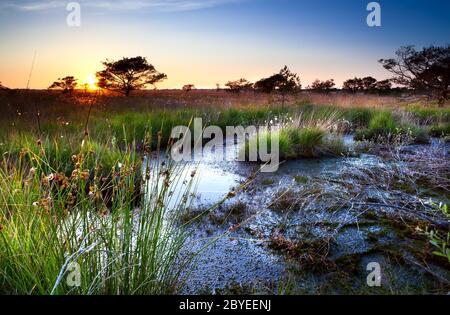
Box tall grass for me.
[0,133,197,294]
[355,111,430,144]
[243,110,346,159]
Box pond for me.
[146,136,450,294]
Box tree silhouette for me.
[254,74,284,93]
[225,78,253,93]
[254,66,301,105]
[182,84,195,92]
[310,79,335,92]
[374,79,392,93]
[48,76,78,95]
[379,45,450,103]
[361,76,378,90]
[0,81,8,90]
[342,77,363,92]
[96,57,167,96]
[343,77,392,94]
[278,65,302,95]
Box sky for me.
[0,0,449,89]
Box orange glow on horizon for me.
[84,74,98,90]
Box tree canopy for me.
[254,66,301,94]
[225,78,253,93]
[96,56,167,96]
[48,76,78,94]
[182,84,195,92]
[379,45,450,102]
[310,79,335,92]
[342,76,392,93]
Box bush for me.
[429,123,450,138]
[243,126,345,160]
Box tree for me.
[254,74,284,93]
[379,45,450,103]
[182,84,195,92]
[342,77,363,93]
[48,76,78,95]
[254,66,301,106]
[96,56,167,96]
[342,76,382,93]
[0,81,8,90]
[374,79,392,93]
[278,66,302,99]
[310,79,335,92]
[225,78,253,93]
[361,76,378,90]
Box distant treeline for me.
[2,44,447,103]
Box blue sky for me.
[0,0,449,88]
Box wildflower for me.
[164,178,171,188]
[71,155,77,162]
[100,207,108,217]
[228,223,241,233]
[54,173,64,182]
[41,196,52,213]
[19,149,28,158]
[227,190,236,198]
[32,201,39,207]
[80,170,90,180]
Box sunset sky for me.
[0,0,449,89]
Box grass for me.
[0,90,448,294]
[243,109,347,160]
[0,130,199,294]
[406,104,450,124]
[354,111,431,144]
[429,123,450,138]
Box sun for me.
[85,74,98,90]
